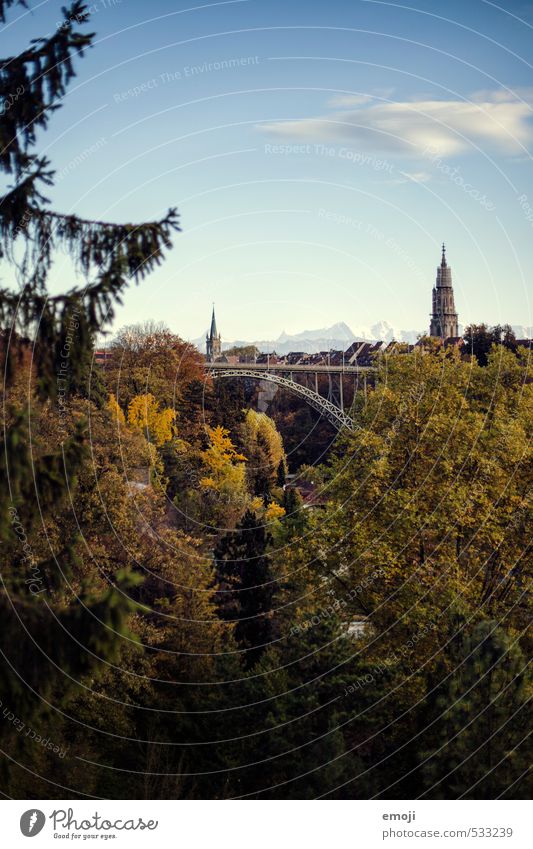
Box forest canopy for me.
[0,0,531,802]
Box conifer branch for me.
[0,1,94,174]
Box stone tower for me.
[206,305,222,361]
[429,244,459,339]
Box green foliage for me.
[240,409,286,499]
[214,510,275,668]
[417,620,531,799]
[1,0,530,802]
[224,344,259,359]
[0,1,186,798]
[463,323,517,366]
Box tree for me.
[106,321,204,410]
[463,323,517,366]
[0,1,182,795]
[418,620,531,799]
[240,409,286,500]
[276,346,531,798]
[224,344,259,360]
[207,376,247,434]
[195,424,249,528]
[127,393,176,446]
[267,393,337,471]
[309,347,531,634]
[214,510,275,668]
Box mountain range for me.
[193,322,531,355]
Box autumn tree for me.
[106,321,204,409]
[240,409,286,500]
[279,346,531,798]
[127,393,176,446]
[0,0,182,795]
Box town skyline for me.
[181,244,530,349]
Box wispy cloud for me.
[260,91,533,157]
[398,171,433,183]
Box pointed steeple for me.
[206,303,222,361]
[429,243,459,339]
[209,303,218,338]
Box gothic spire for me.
[430,243,459,339]
[210,303,218,338]
[206,304,221,361]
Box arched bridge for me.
[206,362,374,432]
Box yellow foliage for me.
[265,502,286,521]
[197,426,249,524]
[127,393,176,446]
[242,409,285,476]
[250,498,286,522]
[201,425,246,477]
[107,393,125,426]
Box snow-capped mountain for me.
[512,325,533,339]
[193,320,422,354]
[193,321,529,355]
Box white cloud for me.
[398,171,433,183]
[327,94,373,107]
[260,91,533,157]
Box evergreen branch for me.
[0,1,94,174]
[0,189,180,283]
[0,0,26,24]
[0,209,180,398]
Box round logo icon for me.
[20,810,46,837]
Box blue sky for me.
[4,0,533,341]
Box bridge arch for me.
[207,368,357,432]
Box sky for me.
[3,0,533,342]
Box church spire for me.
[206,303,222,361]
[429,243,459,339]
[209,303,218,338]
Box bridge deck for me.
[207,362,374,375]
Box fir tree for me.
[418,620,531,799]
[214,510,275,668]
[0,1,181,794]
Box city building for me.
[429,243,459,339]
[205,305,222,361]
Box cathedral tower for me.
[206,305,222,361]
[429,244,459,339]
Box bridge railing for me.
[207,362,374,374]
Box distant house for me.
[383,341,412,354]
[346,341,371,365]
[256,352,279,364]
[94,348,113,367]
[128,466,151,490]
[308,352,327,365]
[284,480,326,508]
[216,354,240,364]
[327,349,345,366]
[344,341,366,363]
[286,351,306,365]
[443,336,464,349]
